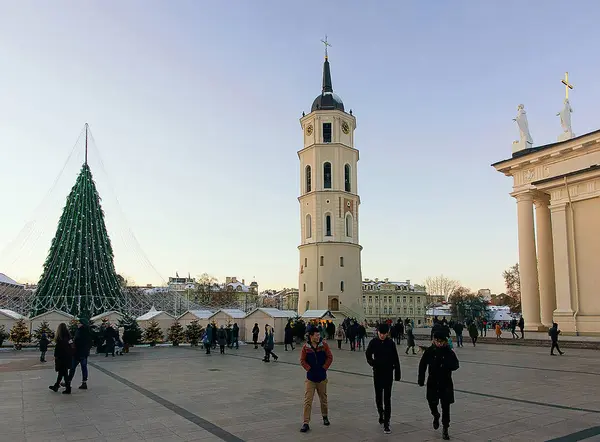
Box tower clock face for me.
[306,125,314,136]
[341,121,350,134]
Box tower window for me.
[303,283,306,292]
[325,215,332,236]
[344,164,351,192]
[340,257,344,267]
[345,214,352,237]
[305,257,308,267]
[305,165,312,193]
[306,214,312,239]
[323,162,332,189]
[320,256,324,266]
[340,281,344,292]
[320,282,324,291]
[323,123,332,143]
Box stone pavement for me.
[1,341,600,442]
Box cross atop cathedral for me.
[561,72,574,100]
[321,35,331,59]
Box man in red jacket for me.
[299,326,333,433]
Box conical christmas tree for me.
[31,132,125,319]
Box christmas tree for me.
[144,319,163,346]
[32,320,55,342]
[167,321,186,346]
[9,318,31,349]
[118,314,142,351]
[30,128,126,319]
[185,320,203,346]
[0,325,9,347]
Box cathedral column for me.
[515,192,543,329]
[550,204,575,315]
[534,195,556,328]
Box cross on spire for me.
[321,35,332,60]
[561,72,574,100]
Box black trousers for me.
[337,340,342,349]
[374,374,393,424]
[551,341,562,354]
[471,336,477,346]
[429,399,450,427]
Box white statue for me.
[513,104,533,153]
[557,98,574,140]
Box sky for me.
[1,1,600,294]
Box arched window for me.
[320,282,324,291]
[339,257,344,267]
[303,283,306,292]
[323,162,332,189]
[344,164,351,192]
[325,214,332,236]
[340,281,344,292]
[320,256,324,266]
[306,214,312,238]
[345,214,352,237]
[305,165,312,193]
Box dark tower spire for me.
[322,58,333,93]
[311,36,345,112]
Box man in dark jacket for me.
[366,323,401,434]
[299,327,333,433]
[453,322,464,348]
[549,322,564,355]
[69,318,92,390]
[418,331,460,440]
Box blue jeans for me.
[69,356,88,382]
[456,334,463,347]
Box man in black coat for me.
[69,318,92,390]
[366,323,401,435]
[418,331,460,440]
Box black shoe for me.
[62,386,71,395]
[79,382,87,390]
[323,416,330,426]
[383,424,391,434]
[49,385,59,392]
[273,356,278,361]
[433,415,440,430]
[443,427,450,440]
[300,424,310,433]
[560,352,565,355]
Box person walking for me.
[482,319,487,337]
[299,326,333,433]
[203,326,212,354]
[68,318,92,390]
[510,318,519,339]
[263,325,278,362]
[252,323,260,349]
[104,324,117,357]
[39,333,49,362]
[49,323,73,394]
[495,323,502,340]
[347,320,357,351]
[518,317,525,339]
[335,323,345,350]
[468,321,478,347]
[453,322,464,348]
[217,326,227,354]
[358,322,367,351]
[418,331,460,440]
[549,323,564,356]
[285,320,295,351]
[366,324,401,434]
[232,323,240,349]
[405,326,416,355]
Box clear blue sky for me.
[2,2,599,293]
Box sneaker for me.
[300,424,310,433]
[378,415,385,425]
[49,385,59,392]
[323,416,330,426]
[383,424,391,434]
[78,382,87,390]
[442,427,450,440]
[62,387,71,395]
[433,415,440,430]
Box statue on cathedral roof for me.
[557,98,574,141]
[513,104,533,153]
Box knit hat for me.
[377,323,389,334]
[433,330,447,341]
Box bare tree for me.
[424,275,460,301]
[502,264,521,313]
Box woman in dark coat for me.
[49,323,73,394]
[217,326,227,354]
[468,322,479,346]
[39,333,49,363]
[405,326,416,355]
[262,325,278,362]
[252,323,260,349]
[418,332,460,440]
[284,321,294,351]
[104,325,117,357]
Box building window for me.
[403,296,407,302]
[325,214,332,236]
[320,256,324,266]
[320,282,323,291]
[305,165,312,192]
[410,296,413,302]
[303,284,306,292]
[397,296,400,303]
[344,164,351,192]
[323,122,332,143]
[323,162,332,189]
[397,307,401,313]
[305,257,307,267]
[368,307,372,314]
[340,281,344,292]
[369,296,372,303]
[417,297,421,303]
[306,214,312,239]
[345,214,352,237]
[340,257,344,267]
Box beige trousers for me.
[303,379,328,424]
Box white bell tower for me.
[297,42,363,319]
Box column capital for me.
[533,192,551,208]
[511,191,534,202]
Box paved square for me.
[1,341,600,442]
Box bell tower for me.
[297,42,363,318]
